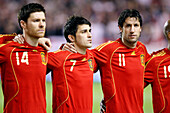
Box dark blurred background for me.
[0,0,169,52]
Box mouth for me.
[88,40,92,43]
[129,35,136,38]
[38,30,45,33]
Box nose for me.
[88,31,92,38]
[130,26,135,32]
[39,20,45,28]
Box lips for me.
[129,35,136,38]
[38,30,45,32]
[88,40,92,43]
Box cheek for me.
[168,34,170,38]
[122,30,127,36]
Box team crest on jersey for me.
[41,52,46,65]
[88,59,93,71]
[140,54,144,66]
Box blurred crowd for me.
[0,0,169,52]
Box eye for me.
[126,24,131,27]
[134,24,139,27]
[82,30,87,33]
[33,19,40,22]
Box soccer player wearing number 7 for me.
[0,3,47,113]
[144,20,170,113]
[47,16,97,113]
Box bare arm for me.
[13,34,51,51]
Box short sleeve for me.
[144,58,155,87]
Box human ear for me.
[68,35,75,42]
[20,20,26,29]
[119,26,123,32]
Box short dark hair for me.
[64,15,91,43]
[18,3,46,29]
[118,9,142,28]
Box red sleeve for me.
[145,47,151,63]
[0,42,10,63]
[47,50,61,70]
[144,57,155,87]
[92,58,98,73]
[91,41,117,72]
[91,48,108,73]
[0,33,16,44]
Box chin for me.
[36,35,45,38]
[87,45,92,48]
[129,39,138,42]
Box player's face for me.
[24,12,46,38]
[75,24,92,49]
[167,31,170,39]
[119,17,141,47]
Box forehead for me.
[77,24,91,31]
[29,11,45,19]
[124,17,140,24]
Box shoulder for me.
[0,41,15,49]
[151,48,166,56]
[0,33,17,38]
[48,49,71,58]
[95,40,119,51]
[137,41,147,48]
[147,48,166,64]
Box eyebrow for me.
[80,28,91,31]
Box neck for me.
[74,44,87,55]
[23,32,39,47]
[121,38,137,48]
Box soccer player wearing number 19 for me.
[144,20,170,113]
[47,16,97,113]
[93,9,150,113]
[0,3,47,113]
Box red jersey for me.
[47,49,96,113]
[0,35,47,113]
[145,48,170,113]
[92,38,150,113]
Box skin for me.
[119,17,142,48]
[68,24,92,55]
[164,20,170,50]
[20,11,46,46]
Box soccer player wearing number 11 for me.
[47,16,97,113]
[93,9,150,113]
[144,20,170,113]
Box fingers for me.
[13,34,24,44]
[63,43,77,53]
[100,99,106,113]
[45,39,52,49]
[100,107,106,113]
[38,38,51,51]
[43,44,51,51]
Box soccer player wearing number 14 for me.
[47,16,97,113]
[144,20,170,113]
[0,3,47,113]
